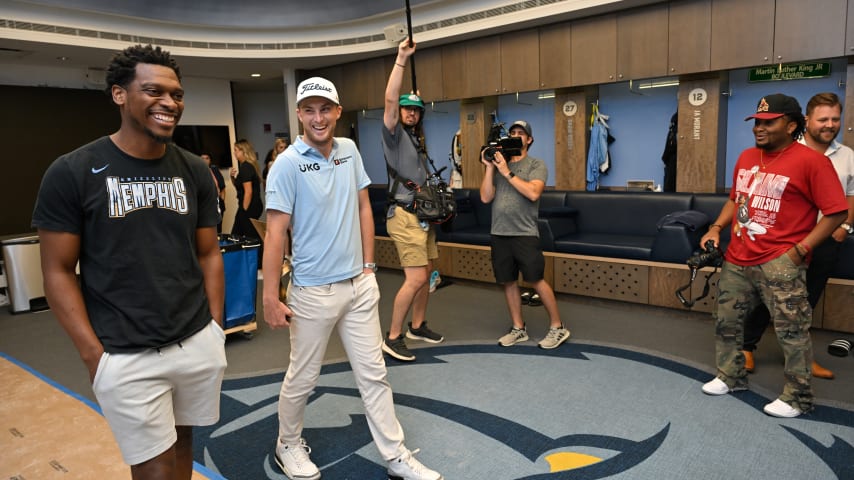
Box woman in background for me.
[230,139,264,238]
[264,137,289,184]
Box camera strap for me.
[405,129,444,176]
[675,266,718,309]
[384,129,430,209]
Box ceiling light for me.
[250,73,261,77]
[636,79,679,89]
[56,56,69,61]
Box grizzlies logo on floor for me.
[194,343,854,479]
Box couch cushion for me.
[565,191,693,236]
[437,188,492,245]
[540,191,568,209]
[554,233,654,260]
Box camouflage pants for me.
[714,254,813,412]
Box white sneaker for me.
[388,448,443,480]
[701,377,731,395]
[274,438,321,480]
[498,326,528,347]
[763,399,803,418]
[538,326,571,349]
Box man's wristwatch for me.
[363,262,377,272]
[840,222,853,234]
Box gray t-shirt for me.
[490,155,548,237]
[382,122,427,204]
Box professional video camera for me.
[675,239,723,308]
[481,136,523,162]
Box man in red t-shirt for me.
[699,93,848,418]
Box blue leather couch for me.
[370,186,854,279]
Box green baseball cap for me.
[399,93,424,109]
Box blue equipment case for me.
[220,236,261,332]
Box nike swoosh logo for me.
[91,165,109,174]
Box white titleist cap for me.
[296,77,339,105]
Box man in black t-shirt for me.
[32,44,226,480]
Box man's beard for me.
[808,128,837,146]
[145,126,172,144]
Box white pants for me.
[278,273,406,461]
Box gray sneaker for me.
[538,326,570,349]
[498,326,528,347]
[383,334,416,361]
[274,438,320,480]
[388,448,443,480]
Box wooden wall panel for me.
[553,257,649,304]
[553,88,594,190]
[571,14,617,86]
[668,0,711,75]
[844,62,854,148]
[676,75,727,192]
[539,22,572,89]
[459,98,498,189]
[501,29,540,93]
[821,280,854,333]
[616,4,669,80]
[441,43,467,101]
[649,265,691,310]
[773,0,847,63]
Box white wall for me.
[232,87,290,162]
[181,76,240,233]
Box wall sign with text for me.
[748,62,831,82]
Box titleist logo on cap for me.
[296,77,339,104]
[300,82,332,95]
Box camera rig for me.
[675,239,723,309]
[481,136,523,162]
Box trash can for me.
[1,235,48,313]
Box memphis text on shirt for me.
[735,168,790,214]
[107,175,189,217]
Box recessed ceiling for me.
[18,0,435,28]
[0,0,663,85]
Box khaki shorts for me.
[92,321,227,465]
[386,206,438,267]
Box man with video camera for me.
[479,120,570,350]
[699,94,848,418]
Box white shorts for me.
[92,320,227,465]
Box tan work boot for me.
[742,350,755,373]
[811,361,834,379]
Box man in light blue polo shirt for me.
[261,76,443,480]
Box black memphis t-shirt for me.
[32,137,220,353]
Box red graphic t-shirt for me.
[726,142,847,266]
